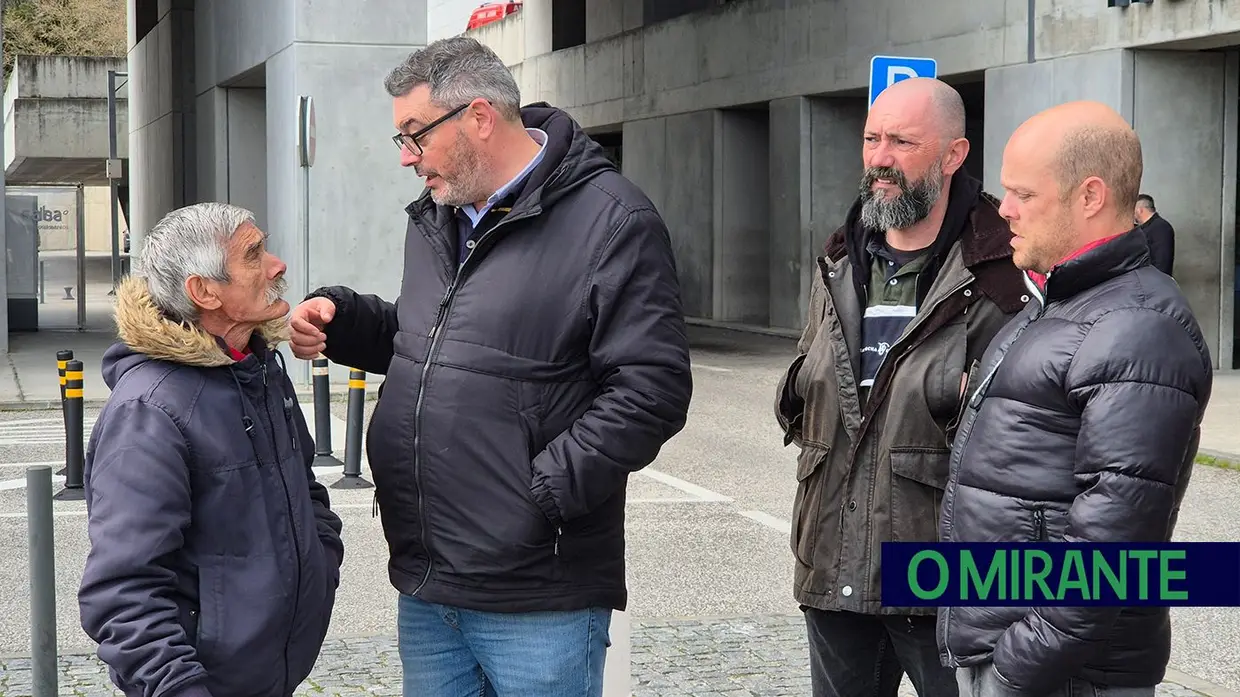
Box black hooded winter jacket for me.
[307,103,693,613]
[937,229,1213,692]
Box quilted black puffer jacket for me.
[937,229,1213,693]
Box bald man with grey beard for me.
[773,78,1028,697]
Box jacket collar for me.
[1036,228,1150,303]
[113,275,290,369]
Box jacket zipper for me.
[261,360,302,697]
[408,210,539,596]
[940,272,1046,667]
[1033,508,1047,541]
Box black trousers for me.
[804,607,957,697]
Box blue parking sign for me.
[869,55,938,107]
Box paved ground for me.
[0,326,1234,696]
[0,619,1218,697]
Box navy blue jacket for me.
[307,103,692,613]
[78,276,344,697]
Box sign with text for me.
[882,542,1240,606]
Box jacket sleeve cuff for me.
[167,680,213,697]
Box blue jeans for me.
[396,593,613,697]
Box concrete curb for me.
[1197,447,1240,467]
[685,316,800,339]
[1164,668,1240,697]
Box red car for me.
[467,2,522,31]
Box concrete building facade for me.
[464,0,1240,370]
[126,0,429,378]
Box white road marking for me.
[693,363,732,373]
[738,510,792,534]
[638,468,732,502]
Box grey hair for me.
[383,36,522,121]
[135,202,255,324]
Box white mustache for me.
[266,278,287,304]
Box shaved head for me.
[998,100,1144,273]
[872,77,967,143]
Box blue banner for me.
[881,542,1240,607]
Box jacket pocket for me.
[889,448,950,543]
[195,555,284,697]
[791,444,830,568]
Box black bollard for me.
[55,350,72,477]
[311,357,342,469]
[331,368,372,489]
[54,360,85,501]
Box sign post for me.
[868,55,939,108]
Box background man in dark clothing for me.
[80,203,344,697]
[287,37,692,697]
[940,101,1212,697]
[1134,193,1175,276]
[773,77,1027,697]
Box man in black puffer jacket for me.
[938,101,1213,697]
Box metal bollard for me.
[27,465,59,697]
[331,368,373,489]
[54,359,85,501]
[311,357,342,469]
[55,350,72,477]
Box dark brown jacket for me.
[774,173,1028,615]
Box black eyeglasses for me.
[391,103,469,155]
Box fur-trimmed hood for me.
[112,274,290,369]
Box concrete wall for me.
[129,0,428,381]
[984,48,1233,369]
[127,0,195,248]
[768,96,867,331]
[3,55,130,185]
[469,0,1029,131]
[428,0,478,41]
[622,112,714,318]
[714,109,769,325]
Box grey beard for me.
[857,167,943,231]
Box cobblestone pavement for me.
[0,616,1214,697]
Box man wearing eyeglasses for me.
[288,36,692,697]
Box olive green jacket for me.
[775,182,1028,615]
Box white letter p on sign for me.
[886,65,918,87]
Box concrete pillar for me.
[714,109,771,325]
[1131,49,1230,370]
[194,88,228,204]
[622,112,716,319]
[984,49,1232,369]
[983,50,1134,197]
[128,1,195,252]
[523,0,553,58]
[769,97,812,331]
